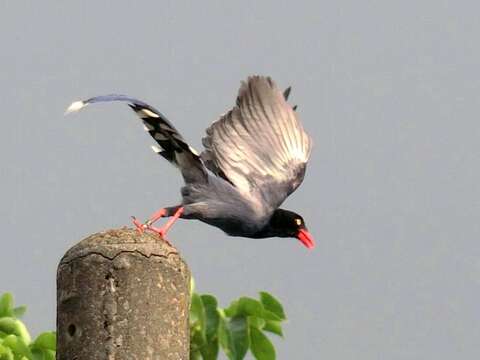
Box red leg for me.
[131,216,145,233]
[132,207,168,233]
[146,208,168,226]
[131,206,184,244]
[149,207,184,238]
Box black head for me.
[269,209,315,249]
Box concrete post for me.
[56,228,190,360]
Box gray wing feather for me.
[201,76,313,213]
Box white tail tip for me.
[65,100,86,115]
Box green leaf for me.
[200,295,220,342]
[199,338,219,360]
[247,316,265,330]
[0,294,14,318]
[189,347,201,360]
[218,317,235,360]
[190,293,206,341]
[0,319,31,344]
[12,307,27,319]
[219,316,250,360]
[46,349,56,360]
[31,348,56,360]
[262,321,283,337]
[224,300,239,318]
[262,310,282,322]
[236,297,264,318]
[190,329,205,357]
[0,344,14,360]
[31,332,56,351]
[259,292,286,320]
[1,335,32,359]
[250,327,275,360]
[229,317,249,360]
[0,318,18,335]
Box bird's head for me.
[270,209,315,249]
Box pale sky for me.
[1,1,479,359]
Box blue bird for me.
[66,76,314,249]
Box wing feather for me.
[201,76,313,214]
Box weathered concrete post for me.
[56,228,190,360]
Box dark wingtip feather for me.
[283,86,292,100]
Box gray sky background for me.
[1,1,479,359]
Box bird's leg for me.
[132,207,169,233]
[131,216,146,232]
[145,208,168,226]
[147,207,184,243]
[132,206,184,239]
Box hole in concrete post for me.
[68,324,76,337]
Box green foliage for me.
[0,293,55,360]
[0,282,287,360]
[189,282,286,360]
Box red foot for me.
[130,207,184,247]
[145,224,173,246]
[131,217,170,244]
[131,216,146,234]
[131,207,168,234]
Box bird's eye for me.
[295,218,302,226]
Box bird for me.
[66,76,314,249]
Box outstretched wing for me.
[201,76,313,213]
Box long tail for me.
[66,94,207,183]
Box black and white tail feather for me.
[65,94,207,184]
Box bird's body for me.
[67,76,315,248]
[182,174,268,236]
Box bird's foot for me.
[131,216,146,233]
[130,207,183,247]
[131,216,173,246]
[149,226,173,246]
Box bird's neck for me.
[254,209,290,238]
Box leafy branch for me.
[0,293,55,360]
[0,285,287,360]
[190,280,286,360]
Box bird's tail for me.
[65,94,207,183]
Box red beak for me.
[297,229,315,249]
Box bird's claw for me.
[131,216,173,246]
[147,224,165,238]
[131,216,147,234]
[145,224,173,246]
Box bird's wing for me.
[201,76,313,214]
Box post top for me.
[60,227,180,265]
